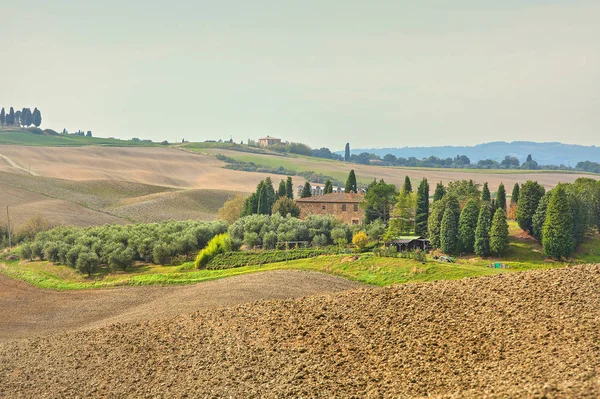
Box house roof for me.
[387,236,429,244]
[295,192,364,203]
[259,135,281,140]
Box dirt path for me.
[0,270,364,342]
[0,153,38,176]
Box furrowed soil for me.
[1,265,599,398]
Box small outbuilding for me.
[386,236,430,252]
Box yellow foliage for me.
[352,231,369,250]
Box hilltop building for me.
[258,136,282,147]
[295,192,365,225]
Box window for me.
[352,219,359,225]
[341,204,347,211]
[354,204,359,212]
[322,204,326,210]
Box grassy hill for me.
[0,129,157,147]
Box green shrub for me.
[76,250,100,276]
[43,242,61,263]
[206,248,334,270]
[19,242,33,260]
[195,234,232,269]
[153,242,172,265]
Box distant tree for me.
[278,179,287,197]
[446,179,480,203]
[402,176,412,194]
[14,110,22,126]
[301,181,312,198]
[344,142,350,162]
[531,191,551,241]
[458,199,479,253]
[440,195,460,254]
[352,231,369,251]
[481,182,491,202]
[386,190,416,238]
[496,183,507,211]
[86,131,92,137]
[526,154,533,163]
[32,108,42,127]
[75,251,100,276]
[517,180,545,233]
[286,176,294,199]
[433,182,446,202]
[501,155,520,169]
[474,202,493,257]
[257,177,276,214]
[0,108,5,126]
[362,179,397,223]
[271,197,300,217]
[543,184,574,259]
[345,170,357,193]
[383,154,397,164]
[366,219,387,242]
[415,178,430,236]
[490,208,509,255]
[20,108,32,127]
[323,180,333,194]
[511,183,520,204]
[217,194,246,224]
[7,107,15,125]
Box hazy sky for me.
[2,0,598,150]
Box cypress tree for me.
[428,196,447,248]
[8,107,15,125]
[345,170,357,193]
[543,184,574,259]
[496,183,507,211]
[517,180,545,233]
[344,143,350,162]
[32,108,42,127]
[531,191,551,241]
[278,180,287,197]
[301,181,312,198]
[440,196,460,254]
[414,178,430,236]
[567,186,585,247]
[481,182,491,202]
[402,176,412,194]
[458,199,479,253]
[0,107,5,126]
[490,208,509,255]
[511,183,520,204]
[286,176,294,199]
[433,182,446,202]
[474,202,493,257]
[323,180,333,194]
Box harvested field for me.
[1,265,599,398]
[0,270,363,341]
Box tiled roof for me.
[296,193,364,203]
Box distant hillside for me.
[0,128,156,147]
[345,142,600,166]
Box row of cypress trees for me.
[428,181,509,256]
[0,107,42,127]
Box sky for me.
[1,0,599,151]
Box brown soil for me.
[1,265,599,398]
[0,270,363,342]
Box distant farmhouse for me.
[296,192,365,225]
[258,135,282,147]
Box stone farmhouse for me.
[295,192,365,225]
[258,135,282,147]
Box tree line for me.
[0,107,42,127]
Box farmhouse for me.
[296,192,364,225]
[258,136,282,147]
[386,236,430,252]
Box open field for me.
[0,270,362,341]
[1,264,598,397]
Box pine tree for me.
[433,182,446,202]
[474,202,493,257]
[526,154,533,163]
[345,170,357,193]
[517,180,545,233]
[286,176,294,199]
[301,181,312,198]
[440,196,460,254]
[402,176,412,194]
[531,191,551,241]
[496,183,507,211]
[278,180,287,197]
[458,199,479,253]
[428,198,446,249]
[344,143,350,162]
[490,208,509,255]
[481,182,491,202]
[542,184,574,259]
[414,178,430,236]
[32,108,42,127]
[7,107,15,126]
[511,183,520,204]
[0,108,4,126]
[323,180,333,194]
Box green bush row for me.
[205,248,336,270]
